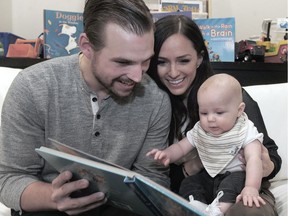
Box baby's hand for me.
[236,186,266,207]
[146,149,170,166]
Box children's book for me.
[151,11,192,22]
[161,0,203,13]
[194,17,235,62]
[35,138,204,216]
[43,9,84,58]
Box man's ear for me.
[79,33,93,59]
[238,102,246,117]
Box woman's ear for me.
[78,33,93,59]
[197,51,204,68]
[238,102,246,117]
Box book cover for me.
[43,9,84,58]
[194,17,235,62]
[161,0,203,13]
[151,11,192,22]
[36,139,204,216]
[144,0,161,11]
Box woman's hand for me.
[239,145,274,178]
[51,171,107,215]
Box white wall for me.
[210,0,288,42]
[0,0,85,39]
[0,0,287,41]
[0,0,12,33]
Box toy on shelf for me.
[256,18,288,63]
[235,40,265,62]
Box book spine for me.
[124,177,163,216]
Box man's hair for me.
[83,0,154,51]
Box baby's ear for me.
[237,102,245,117]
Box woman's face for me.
[157,34,203,96]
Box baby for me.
[147,74,265,216]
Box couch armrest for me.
[0,67,22,125]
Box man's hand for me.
[51,171,107,215]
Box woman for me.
[147,15,281,216]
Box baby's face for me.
[198,88,241,135]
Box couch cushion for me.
[244,83,287,181]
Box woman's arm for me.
[242,89,282,179]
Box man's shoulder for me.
[127,74,170,111]
[24,54,78,73]
[17,55,78,82]
[139,74,169,98]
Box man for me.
[0,0,171,215]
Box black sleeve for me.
[242,88,282,180]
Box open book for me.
[35,139,204,216]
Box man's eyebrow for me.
[112,54,154,63]
[111,57,131,63]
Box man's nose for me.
[127,65,143,83]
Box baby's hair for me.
[198,73,243,103]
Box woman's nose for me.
[168,63,180,78]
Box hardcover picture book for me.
[194,17,235,62]
[43,9,84,58]
[161,0,203,13]
[151,11,192,22]
[35,139,204,216]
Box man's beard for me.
[95,74,135,99]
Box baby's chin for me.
[207,128,225,136]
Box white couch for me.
[0,67,287,215]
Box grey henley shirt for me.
[0,54,171,211]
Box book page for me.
[48,138,129,170]
[36,146,155,215]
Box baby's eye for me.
[216,112,224,115]
[200,112,208,116]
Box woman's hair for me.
[83,0,154,51]
[147,15,214,143]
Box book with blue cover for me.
[35,138,204,216]
[194,17,235,62]
[43,9,83,58]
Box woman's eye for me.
[157,60,166,65]
[179,59,190,63]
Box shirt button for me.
[94,131,100,137]
[92,97,97,102]
[96,114,101,119]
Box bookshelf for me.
[0,57,286,87]
[144,0,209,19]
